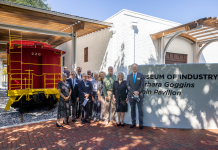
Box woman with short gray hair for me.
[113,72,128,126]
[56,73,72,127]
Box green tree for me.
[5,0,51,10]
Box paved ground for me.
[0,119,218,150]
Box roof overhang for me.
[0,0,112,55]
[151,17,218,44]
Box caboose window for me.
[84,47,88,62]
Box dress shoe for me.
[117,123,121,126]
[130,124,136,128]
[82,120,85,124]
[139,126,143,129]
[105,119,109,125]
[56,122,63,127]
[94,118,97,122]
[85,119,90,123]
[63,120,69,125]
[72,119,77,122]
[121,123,125,127]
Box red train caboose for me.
[5,40,66,112]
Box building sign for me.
[123,64,218,129]
[144,73,218,96]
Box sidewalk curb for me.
[0,118,56,129]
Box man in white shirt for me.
[67,71,79,122]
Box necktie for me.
[134,73,136,83]
[73,79,74,89]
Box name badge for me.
[67,84,69,87]
[137,78,140,80]
[86,85,89,87]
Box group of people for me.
[57,63,144,129]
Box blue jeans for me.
[93,92,101,118]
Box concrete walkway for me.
[0,119,218,150]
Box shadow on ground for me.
[0,118,218,150]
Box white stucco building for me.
[57,9,218,75]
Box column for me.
[0,59,3,88]
[193,42,199,63]
[72,32,77,71]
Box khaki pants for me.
[100,96,105,119]
[105,91,116,121]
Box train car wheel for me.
[19,98,23,114]
[52,95,58,105]
[47,95,53,110]
[11,96,20,108]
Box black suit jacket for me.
[127,72,145,99]
[76,74,82,83]
[66,78,79,102]
[78,80,93,103]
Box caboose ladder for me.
[5,30,23,111]
[8,30,23,90]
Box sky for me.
[46,0,218,24]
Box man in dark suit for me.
[76,67,82,83]
[127,63,145,129]
[67,71,79,122]
[78,73,93,124]
[75,67,82,118]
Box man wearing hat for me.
[64,67,70,78]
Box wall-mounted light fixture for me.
[131,22,138,30]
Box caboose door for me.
[30,55,42,88]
